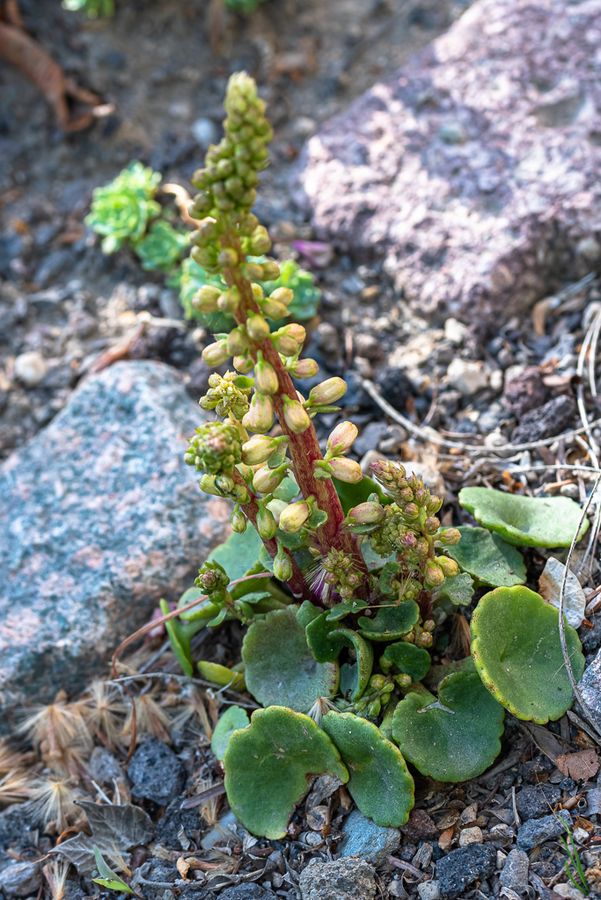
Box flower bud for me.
[251,283,265,302]
[370,674,387,691]
[403,502,420,521]
[233,354,254,374]
[272,324,306,356]
[261,260,280,280]
[283,396,311,434]
[193,285,220,313]
[227,326,249,356]
[424,516,441,534]
[246,314,270,342]
[423,619,436,633]
[249,225,271,255]
[394,673,412,690]
[437,556,460,577]
[254,358,279,395]
[326,421,358,456]
[367,699,381,718]
[269,287,293,307]
[242,434,278,465]
[328,457,363,484]
[279,500,310,533]
[438,527,461,545]
[242,392,274,433]
[427,496,443,515]
[261,298,289,320]
[289,358,319,379]
[231,504,247,533]
[217,289,240,314]
[417,631,433,648]
[273,546,293,582]
[423,559,445,589]
[257,504,277,540]
[218,248,238,267]
[308,377,347,407]
[253,462,287,494]
[347,501,385,525]
[202,340,230,367]
[246,263,265,281]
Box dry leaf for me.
[176,857,190,880]
[438,826,455,851]
[556,749,600,781]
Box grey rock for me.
[219,886,277,899]
[0,361,229,731]
[436,844,497,898]
[0,861,41,897]
[128,738,186,806]
[417,883,441,900]
[579,647,601,728]
[191,117,219,149]
[517,810,571,851]
[499,849,529,894]
[87,746,123,785]
[299,858,377,900]
[300,0,601,329]
[353,421,388,457]
[13,351,48,388]
[0,805,36,855]
[339,808,400,864]
[515,784,562,820]
[503,366,549,417]
[155,799,202,848]
[446,359,489,396]
[200,810,239,850]
[511,395,575,443]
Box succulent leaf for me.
[357,601,420,642]
[444,526,526,587]
[305,614,373,701]
[242,608,339,711]
[391,669,504,782]
[207,525,264,582]
[459,487,589,548]
[322,712,414,827]
[434,572,475,606]
[224,706,348,838]
[211,706,250,761]
[470,586,585,723]
[380,642,431,681]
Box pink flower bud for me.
[326,421,358,455]
[328,457,363,483]
[272,324,306,356]
[252,463,287,494]
[279,501,310,533]
[242,392,274,433]
[423,559,445,589]
[347,501,385,524]
[308,377,347,406]
[283,396,311,434]
[290,358,319,379]
[202,340,230,367]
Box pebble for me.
[375,366,416,412]
[339,809,400,864]
[436,843,496,898]
[444,318,468,344]
[446,358,489,396]
[191,116,219,149]
[353,421,388,457]
[458,826,483,846]
[87,746,122,784]
[379,424,408,454]
[13,351,48,388]
[127,738,186,805]
[515,783,562,820]
[516,810,571,851]
[511,395,575,443]
[538,557,586,628]
[499,848,529,894]
[200,810,239,849]
[578,649,601,726]
[553,884,589,899]
[219,885,277,900]
[0,861,41,898]
[417,882,441,900]
[298,858,377,900]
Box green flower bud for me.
[282,396,311,434]
[260,297,290,320]
[233,354,254,374]
[227,326,250,356]
[242,392,274,433]
[253,462,287,494]
[247,263,265,281]
[218,248,238,267]
[185,420,242,475]
[403,502,420,521]
[272,324,306,356]
[249,225,271,255]
[347,501,385,525]
[231,504,248,533]
[326,421,358,456]
[255,357,279,394]
[269,286,294,307]
[427,495,443,515]
[196,560,230,595]
[438,527,461,545]
[394,673,412,690]
[417,631,433,648]
[308,377,347,407]
[423,559,445,589]
[260,260,280,280]
[423,619,436,633]
[202,340,230,367]
[242,434,279,465]
[437,556,460,577]
[251,282,265,302]
[217,289,240,314]
[370,674,387,691]
[193,285,221,313]
[279,500,310,533]
[246,314,270,342]
[273,545,293,582]
[328,457,363,484]
[257,504,277,540]
[367,699,381,718]
[289,358,319,379]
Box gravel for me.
[339,809,400,864]
[127,738,187,806]
[516,810,572,851]
[298,858,377,900]
[436,843,497,898]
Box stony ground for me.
[1,0,601,898]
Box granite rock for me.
[517,810,571,851]
[436,843,496,898]
[299,858,377,900]
[300,0,601,329]
[0,361,229,731]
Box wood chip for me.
[556,749,600,781]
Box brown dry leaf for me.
[438,826,455,851]
[556,749,600,781]
[176,857,190,880]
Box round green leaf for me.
[446,526,526,586]
[322,712,414,827]
[434,572,475,606]
[242,608,339,711]
[391,669,504,782]
[305,613,373,701]
[211,706,250,761]
[459,487,589,548]
[358,602,419,642]
[380,642,431,681]
[224,706,348,838]
[470,586,585,723]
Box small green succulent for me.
[86,162,162,254]
[135,220,189,273]
[63,0,115,16]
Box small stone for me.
[200,810,239,850]
[13,351,47,388]
[579,648,601,725]
[191,117,219,149]
[515,783,562,820]
[402,809,437,840]
[219,885,277,900]
[379,424,408,454]
[516,810,571,851]
[444,318,469,344]
[458,826,483,846]
[417,882,442,900]
[354,421,388,457]
[554,884,589,899]
[503,366,548,417]
[511,395,575,443]
[499,848,529,894]
[375,366,416,412]
[354,333,383,361]
[127,738,186,805]
[539,557,586,627]
[314,321,340,357]
[155,799,201,848]
[436,844,496,898]
[0,861,41,898]
[339,808,400,864]
[446,359,489,396]
[298,858,377,900]
[439,122,467,144]
[87,746,122,784]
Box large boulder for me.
[0,361,229,730]
[300,0,601,329]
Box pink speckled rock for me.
[300,0,601,329]
[0,361,230,730]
